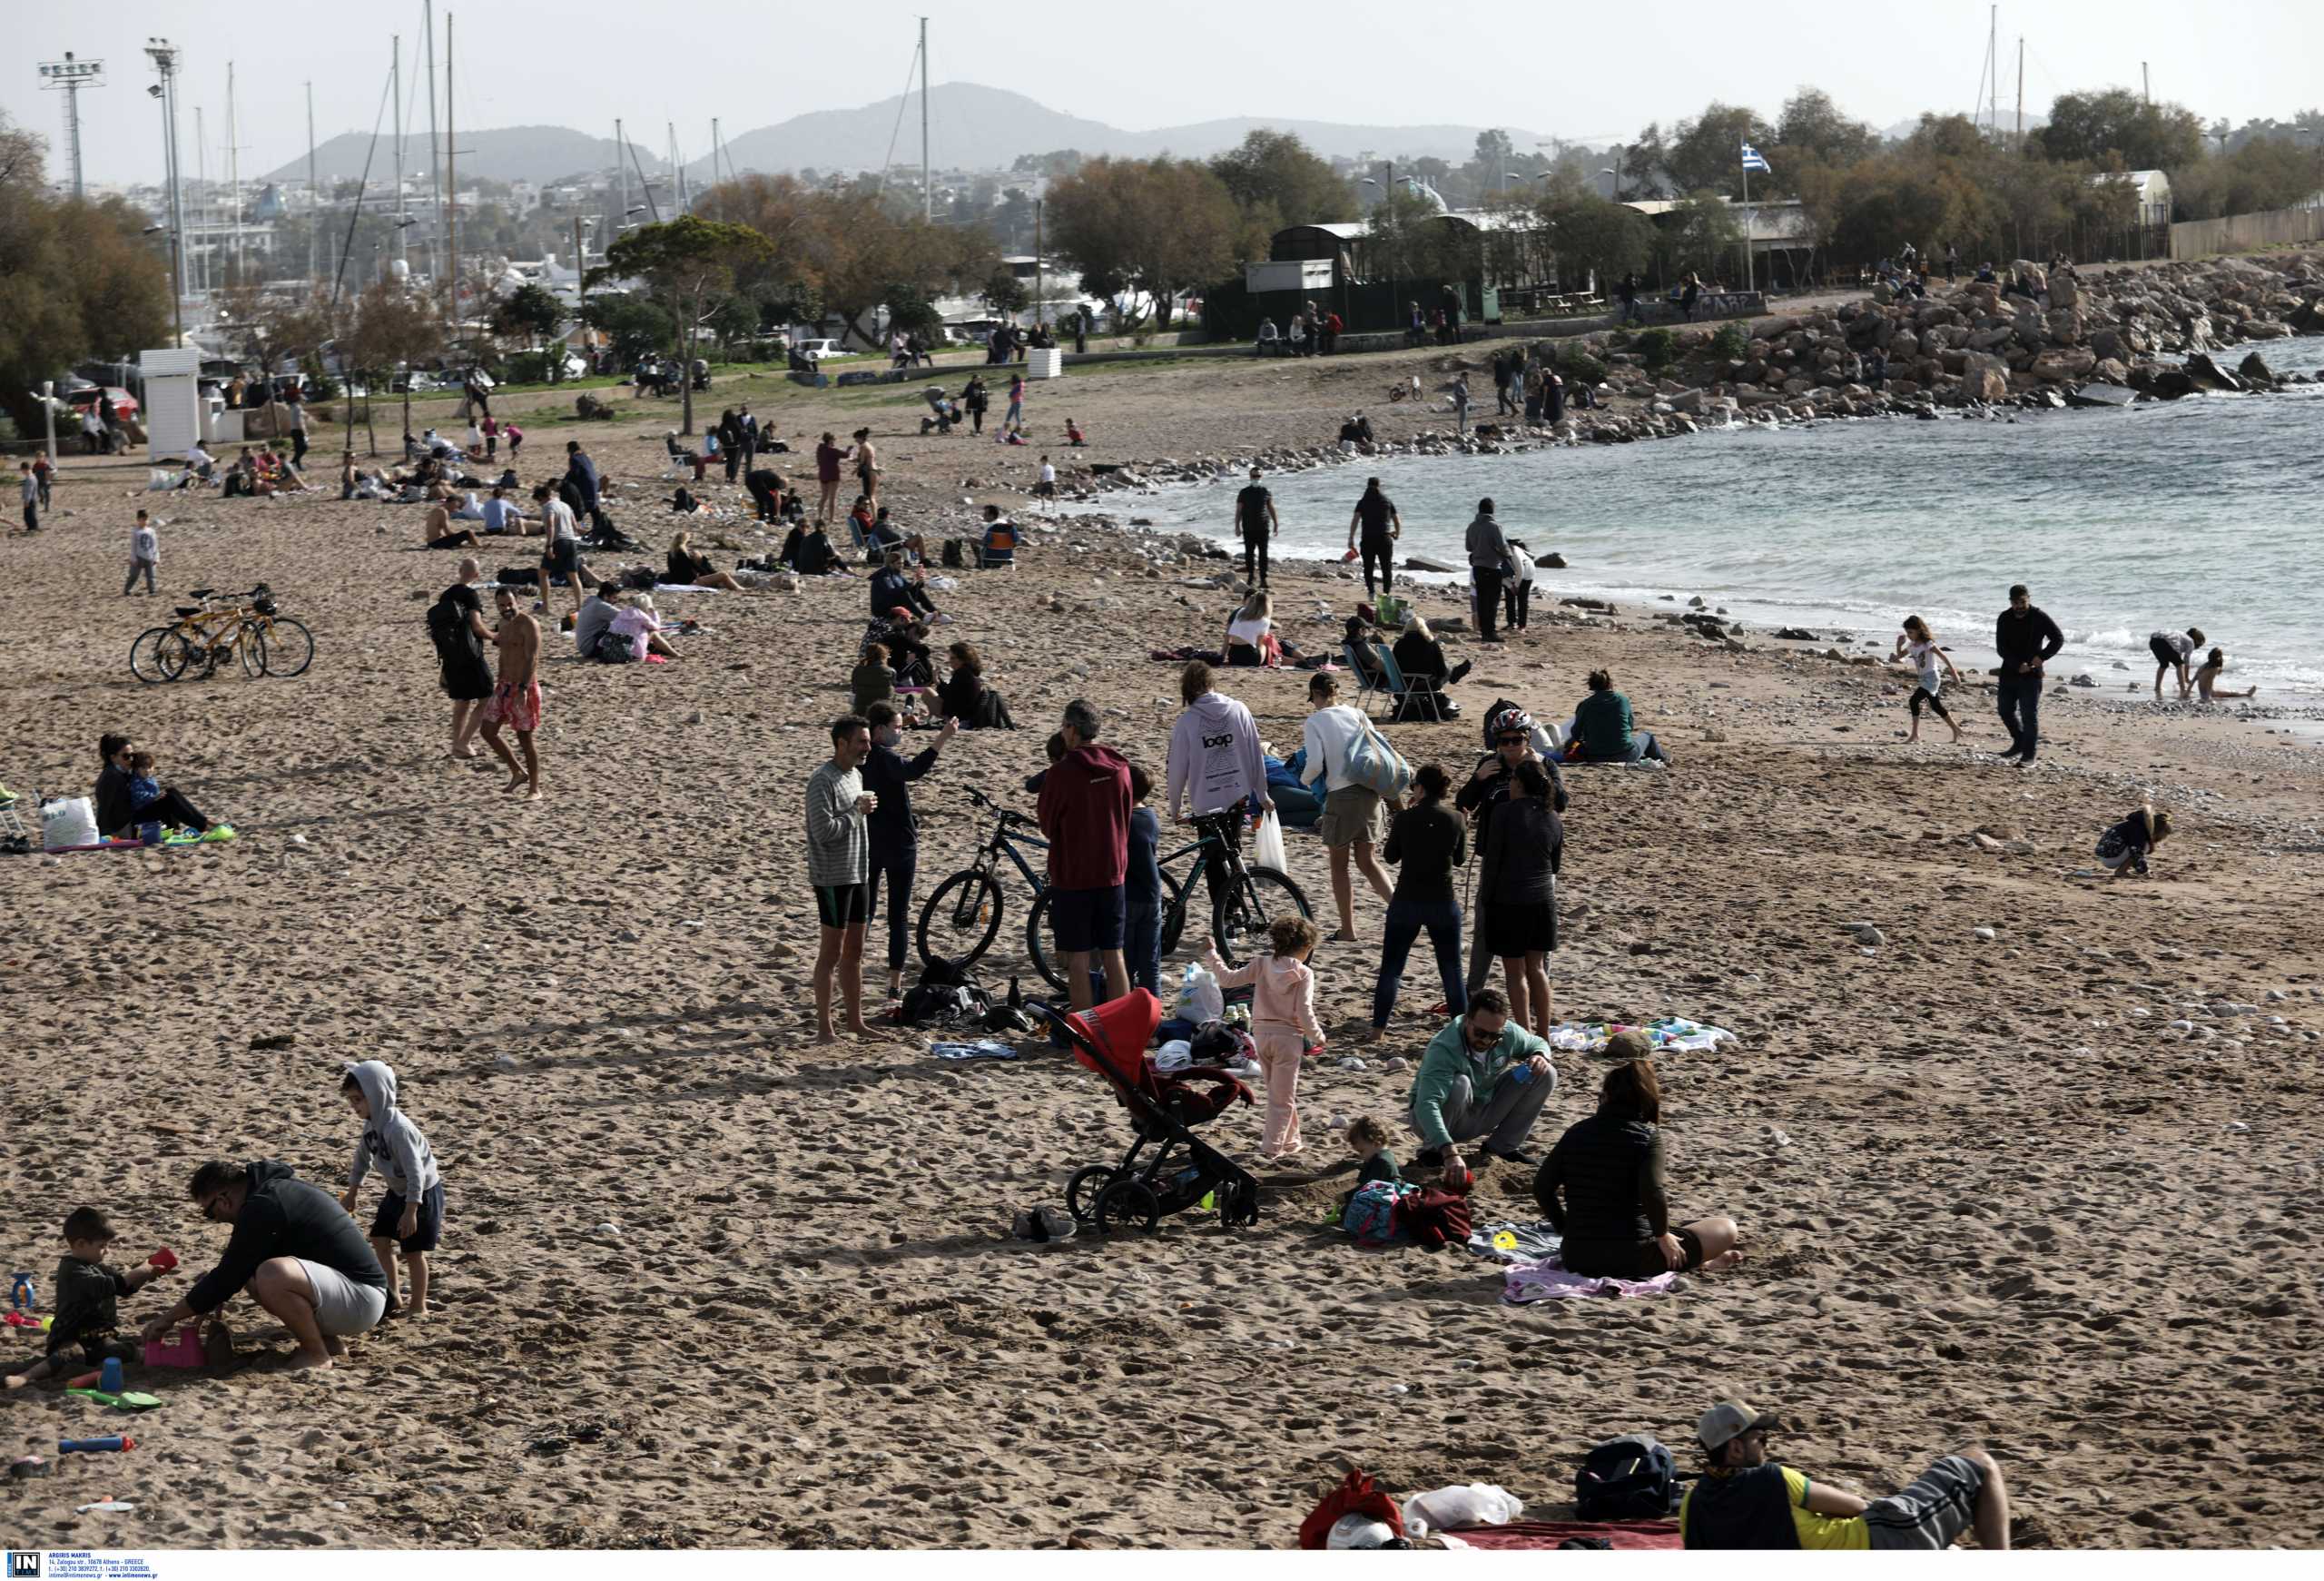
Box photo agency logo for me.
[6,1552,41,1579]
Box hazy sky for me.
[9,0,2321,186]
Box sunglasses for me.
[1496,735,1526,746]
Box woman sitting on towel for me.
[1569,668,1670,765]
[1533,1058,1744,1280]
[1222,591,1302,668]
[664,529,753,593]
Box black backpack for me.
[1480,697,1527,750]
[941,538,965,568]
[1574,1435,1680,1520]
[899,958,991,1026]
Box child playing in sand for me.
[1894,614,1966,745]
[1201,915,1324,1160]
[128,750,165,845]
[2095,803,2172,881]
[5,1208,175,1388]
[504,421,525,463]
[1346,1116,1401,1187]
[339,1060,445,1318]
[1065,419,1086,448]
[2193,647,2258,702]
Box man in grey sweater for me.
[807,714,879,1043]
[1466,497,1513,644]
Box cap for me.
[1697,1401,1781,1451]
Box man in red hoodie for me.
[1036,699,1134,1012]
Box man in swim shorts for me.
[480,587,545,799]
[806,715,878,1043]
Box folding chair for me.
[978,525,1018,569]
[1343,642,1389,718]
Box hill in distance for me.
[261,124,662,188]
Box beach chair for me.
[1374,642,1450,724]
[1344,642,1390,717]
[978,524,1018,569]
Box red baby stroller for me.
[1039,989,1262,1233]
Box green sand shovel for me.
[66,1388,161,1412]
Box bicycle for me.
[1154,811,1311,970]
[128,585,311,683]
[914,786,1058,983]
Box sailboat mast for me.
[425,0,441,284]
[446,10,457,331]
[920,15,931,222]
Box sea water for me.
[1137,336,2324,697]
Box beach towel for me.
[1503,1258,1680,1303]
[1435,1519,1682,1551]
[931,1040,1019,1061]
[1544,1017,1735,1056]
[50,827,238,855]
[1465,1221,1562,1265]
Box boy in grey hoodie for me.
[339,1060,445,1318]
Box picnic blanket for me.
[1544,1017,1735,1056]
[1436,1519,1682,1551]
[1503,1258,1681,1303]
[1466,1221,1562,1265]
[50,826,239,855]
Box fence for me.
[2170,205,2324,261]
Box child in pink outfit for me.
[1202,916,1324,1157]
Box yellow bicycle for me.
[129,585,311,683]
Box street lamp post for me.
[143,39,188,341]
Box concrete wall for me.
[2169,206,2324,260]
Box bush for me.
[1709,321,1750,362]
[1636,327,1677,371]
[1558,348,1608,385]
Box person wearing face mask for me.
[861,702,960,1000]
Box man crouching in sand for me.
[139,1160,388,1372]
[480,585,545,798]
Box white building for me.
[2093,170,2172,229]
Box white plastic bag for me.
[1174,963,1223,1024]
[1252,809,1288,874]
[1401,1483,1525,1537]
[40,795,98,851]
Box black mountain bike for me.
[1156,812,1312,969]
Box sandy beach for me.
[3,341,2320,1549]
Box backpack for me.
[1342,1180,1413,1246]
[1341,715,1413,800]
[1573,1435,1681,1520]
[592,629,636,664]
[426,597,468,664]
[1392,1185,1472,1249]
[941,537,965,568]
[900,959,991,1026]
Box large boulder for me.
[2289,296,2324,335]
[2043,309,2084,346]
[2064,383,2139,409]
[2089,326,2125,362]
[2237,320,2292,340]
[2151,367,2197,399]
[2093,357,2131,384]
[1960,351,2011,403]
[2183,352,2247,393]
[2238,351,2278,384]
[2031,348,2098,382]
[2049,272,2081,309]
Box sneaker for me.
[1484,1145,1541,1167]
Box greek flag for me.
[1739,143,1771,173]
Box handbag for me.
[1341,717,1413,801]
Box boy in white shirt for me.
[124,509,159,596]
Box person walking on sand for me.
[1895,614,1966,745]
[1166,661,1275,918]
[1994,583,2064,765]
[430,558,495,759]
[123,509,160,596]
[807,714,878,1044]
[814,431,845,523]
[1301,672,1394,944]
[2148,626,2205,700]
[1465,497,1513,644]
[1004,372,1025,434]
[478,587,545,799]
[1347,478,1402,599]
[1234,468,1279,590]
[18,462,40,534]
[1369,764,1468,1040]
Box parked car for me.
[793,338,845,363]
[67,386,141,422]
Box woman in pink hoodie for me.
[1202,915,1325,1158]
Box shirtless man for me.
[479,587,545,799]
[849,428,881,509]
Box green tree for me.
[981,267,1029,318]
[1661,192,1747,280]
[1045,156,1241,329]
[344,281,440,455]
[1209,128,1357,238]
[1534,184,1656,289]
[1663,104,1780,198]
[2034,89,2205,171]
[1774,88,1880,170]
[491,282,566,362]
[582,293,677,366]
[586,213,773,434]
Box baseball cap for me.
[1697,1401,1781,1451]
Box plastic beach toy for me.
[59,1436,135,1454]
[147,1247,179,1271]
[9,1272,32,1310]
[143,1325,206,1369]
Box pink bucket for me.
[143,1325,205,1369]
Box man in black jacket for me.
[1994,584,2065,764]
[139,1160,388,1371]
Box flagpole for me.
[1740,158,1754,294]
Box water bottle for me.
[60,1436,135,1454]
[99,1357,125,1395]
[1511,1062,1533,1085]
